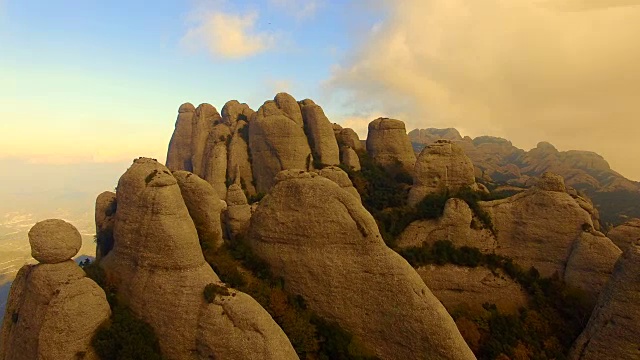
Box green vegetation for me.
[398,240,593,359]
[248,192,266,204]
[200,236,379,359]
[81,261,165,360]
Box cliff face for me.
[409,129,640,225]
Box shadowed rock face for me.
[340,146,361,170]
[1,220,111,360]
[408,140,477,206]
[249,94,313,193]
[100,158,297,360]
[95,191,116,260]
[248,170,475,360]
[569,240,640,360]
[225,183,252,240]
[366,118,416,174]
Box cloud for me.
[269,0,322,20]
[326,0,640,180]
[539,0,640,11]
[182,8,276,59]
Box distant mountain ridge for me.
[409,128,640,226]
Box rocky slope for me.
[409,129,640,225]
[248,170,475,360]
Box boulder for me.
[407,140,477,206]
[536,172,567,192]
[174,171,225,250]
[94,191,116,260]
[100,158,296,359]
[166,102,196,172]
[607,218,640,251]
[28,219,82,264]
[366,118,416,174]
[299,99,340,166]
[340,146,361,171]
[248,170,475,360]
[417,264,528,314]
[569,240,640,360]
[1,220,111,360]
[564,231,621,298]
[249,94,313,193]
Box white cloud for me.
[326,0,640,180]
[182,8,276,59]
[269,0,322,20]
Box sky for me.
[1,0,639,181]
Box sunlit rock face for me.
[100,158,297,360]
[0,219,110,360]
[248,169,476,360]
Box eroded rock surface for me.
[366,118,416,174]
[607,218,640,251]
[100,158,296,360]
[569,240,640,360]
[248,170,475,360]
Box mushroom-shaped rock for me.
[95,191,116,260]
[564,231,622,298]
[340,146,361,171]
[1,220,111,360]
[248,170,475,360]
[166,102,196,172]
[225,183,252,240]
[569,240,640,360]
[100,158,296,359]
[174,171,225,250]
[536,172,567,192]
[249,94,313,193]
[366,117,416,174]
[315,166,361,201]
[607,218,640,251]
[408,140,477,206]
[28,219,82,264]
[299,99,340,166]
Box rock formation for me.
[166,102,196,172]
[0,219,111,360]
[335,127,365,153]
[397,198,495,252]
[191,104,220,177]
[417,265,528,314]
[202,123,231,198]
[408,128,463,144]
[564,231,621,297]
[408,140,478,206]
[174,171,225,250]
[227,121,256,196]
[340,146,361,170]
[366,118,416,174]
[299,99,340,167]
[95,191,116,260]
[569,240,640,360]
[315,166,361,201]
[249,93,313,193]
[479,174,595,277]
[100,158,297,360]
[225,182,252,240]
[607,218,640,251]
[248,170,475,360]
